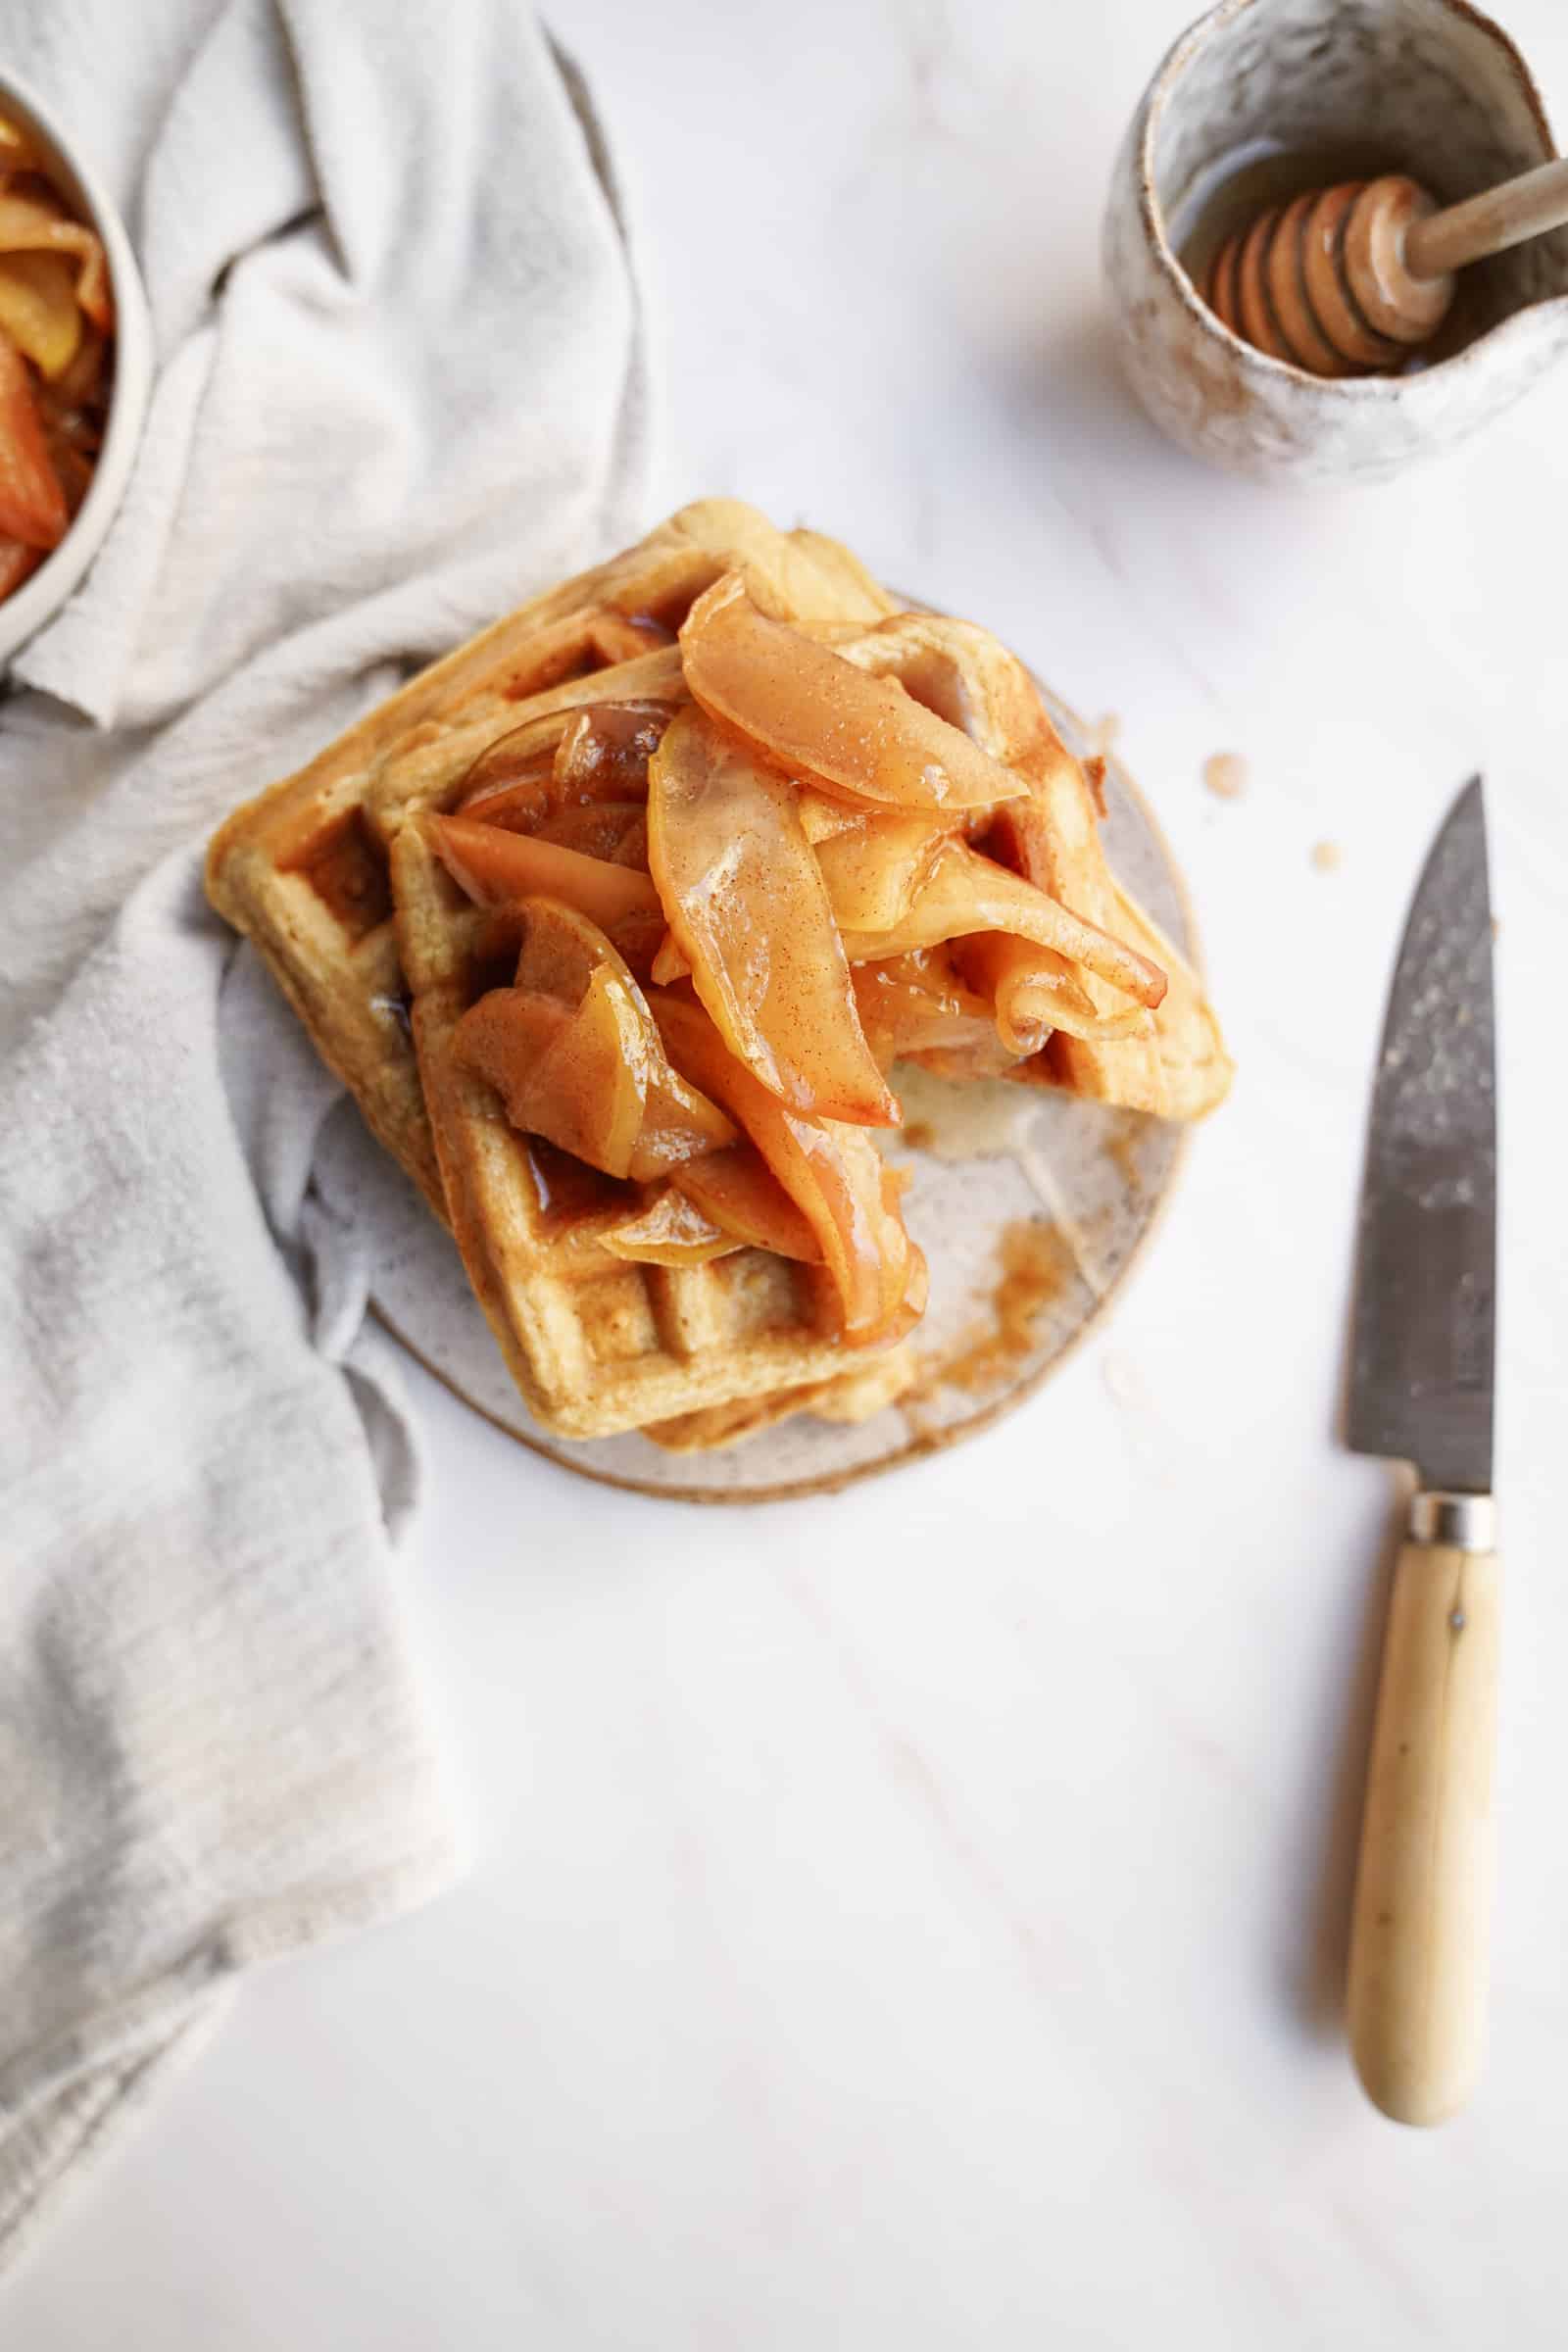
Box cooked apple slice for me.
[454,973,646,1177]
[0,327,66,549]
[454,778,552,832]
[48,318,106,410]
[670,1144,822,1262]
[648,707,897,1127]
[650,992,923,1343]
[901,1041,1021,1083]
[533,803,648,868]
[0,253,80,379]
[853,949,1012,1072]
[553,701,672,804]
[0,191,112,332]
[429,812,662,931]
[455,714,561,824]
[679,572,1028,815]
[525,966,653,1177]
[456,902,735,1181]
[628,1061,738,1182]
[797,789,862,846]
[957,933,1153,1049]
[838,841,1167,1009]
[650,930,691,985]
[0,534,40,598]
[886,1182,930,1337]
[456,699,669,828]
[600,1187,743,1266]
[0,117,43,175]
[813,813,953,933]
[512,894,613,999]
[514,899,733,1179]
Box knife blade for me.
[1347,774,1495,1492]
[1343,776,1499,2130]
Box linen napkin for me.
[0,0,648,2272]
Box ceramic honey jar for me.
[1102,0,1568,483]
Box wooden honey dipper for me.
[1206,159,1568,374]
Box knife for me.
[1345,775,1497,2127]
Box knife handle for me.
[1348,1494,1499,2126]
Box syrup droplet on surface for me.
[1202,752,1248,801]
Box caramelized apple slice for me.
[0,192,112,332]
[839,841,1167,1009]
[553,701,672,804]
[455,901,735,1181]
[0,327,66,549]
[648,707,897,1127]
[679,572,1027,814]
[0,253,80,379]
[600,1187,743,1266]
[650,930,692,985]
[852,949,1012,1072]
[671,1144,822,1262]
[455,714,560,823]
[429,812,662,932]
[0,534,41,598]
[957,934,1153,1049]
[533,803,648,868]
[651,992,923,1343]
[885,1179,930,1338]
[903,1041,1024,1083]
[813,813,954,933]
[628,1062,738,1183]
[0,117,43,175]
[458,699,671,825]
[48,318,107,411]
[454,974,646,1177]
[512,894,615,999]
[797,789,862,846]
[514,899,734,1179]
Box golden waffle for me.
[207,500,1225,1446]
[642,1344,917,1454]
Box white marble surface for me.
[13,2,1568,2343]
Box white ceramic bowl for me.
[0,66,151,663]
[1102,0,1568,485]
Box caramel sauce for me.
[282,808,392,943]
[589,611,675,662]
[504,603,686,702]
[925,1218,1075,1398]
[1202,752,1248,801]
[523,1137,630,1226]
[633,577,707,635]
[501,616,627,703]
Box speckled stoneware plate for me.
[316,681,1196,1503]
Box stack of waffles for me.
[207,501,1228,1449]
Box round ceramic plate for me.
[323,683,1195,1502]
